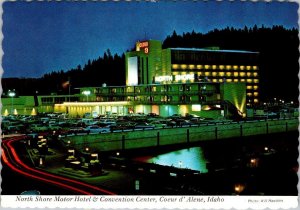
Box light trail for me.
[2,135,116,195]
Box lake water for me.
[134,147,208,173]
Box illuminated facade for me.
[71,82,246,118]
[126,40,259,105]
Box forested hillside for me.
[2,25,298,101]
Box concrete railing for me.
[63,118,299,152]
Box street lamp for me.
[82,90,91,102]
[8,89,16,115]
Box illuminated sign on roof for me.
[136,41,149,54]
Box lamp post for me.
[82,90,91,102]
[8,89,16,115]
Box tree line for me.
[2,25,299,101]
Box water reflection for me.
[135,147,208,173]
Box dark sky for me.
[2,1,298,78]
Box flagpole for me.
[68,77,71,102]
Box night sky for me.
[2,1,298,78]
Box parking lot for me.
[1,112,233,136]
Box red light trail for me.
[2,135,116,195]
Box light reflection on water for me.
[135,147,208,173]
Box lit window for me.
[219,65,225,70]
[247,93,253,96]
[234,72,239,77]
[197,72,202,76]
[253,72,258,77]
[205,72,210,76]
[254,99,259,103]
[253,66,258,70]
[181,64,187,69]
[254,79,259,83]
[254,92,259,96]
[219,79,223,82]
[172,64,179,69]
[226,72,231,77]
[234,79,239,82]
[192,104,201,111]
[189,64,195,69]
[247,72,252,77]
[205,65,210,69]
[240,72,245,77]
[219,72,225,77]
[247,79,253,83]
[196,65,203,69]
[212,79,217,82]
[212,65,217,70]
[212,72,217,76]
[226,65,232,70]
[240,66,245,70]
[227,79,232,82]
[253,85,258,90]
[233,65,238,70]
[247,86,252,90]
[240,79,245,82]
[246,66,251,70]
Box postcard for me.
[1,0,298,209]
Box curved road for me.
[1,135,116,195]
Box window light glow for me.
[253,85,258,90]
[226,65,232,70]
[233,65,238,70]
[253,66,258,70]
[253,72,258,77]
[247,79,253,83]
[254,79,259,83]
[234,79,239,82]
[196,65,203,69]
[227,79,232,82]
[246,66,251,70]
[204,65,210,69]
[219,65,225,70]
[188,64,195,69]
[240,66,245,70]
[212,65,217,70]
[219,72,225,77]
[240,79,245,82]
[172,64,179,69]
[212,72,217,76]
[205,72,210,76]
[226,72,231,77]
[247,86,252,89]
[181,64,187,69]
[234,72,239,77]
[240,72,245,77]
[192,104,201,111]
[247,72,251,77]
[254,92,259,96]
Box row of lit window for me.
[172,64,258,71]
[247,92,259,96]
[248,99,259,103]
[199,72,258,77]
[210,78,259,83]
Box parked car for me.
[134,122,155,130]
[84,125,110,134]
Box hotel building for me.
[2,40,258,119]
